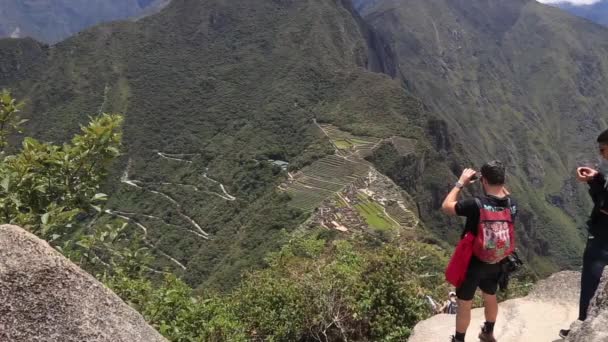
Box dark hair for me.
[481,160,505,185]
[598,129,608,144]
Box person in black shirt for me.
[559,129,608,339]
[441,161,515,342]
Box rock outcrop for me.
[567,269,608,342]
[0,225,167,342]
[409,271,580,342]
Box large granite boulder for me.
[567,268,608,342]
[0,224,167,342]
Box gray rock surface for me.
[567,268,608,342]
[0,224,167,342]
[529,270,581,303]
[409,271,580,342]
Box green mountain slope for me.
[0,0,452,290]
[0,0,169,44]
[6,0,607,289]
[359,0,608,272]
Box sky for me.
[537,0,602,5]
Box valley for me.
[4,0,608,340]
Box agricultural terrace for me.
[284,155,370,211]
[390,137,417,156]
[319,124,382,157]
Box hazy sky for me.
[537,0,602,5]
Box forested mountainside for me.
[0,0,455,290]
[360,0,608,273]
[5,0,608,340]
[3,0,608,290]
[0,0,169,43]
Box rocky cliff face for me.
[0,225,166,342]
[568,269,608,342]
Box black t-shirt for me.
[587,173,608,241]
[455,195,517,237]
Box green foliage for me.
[0,90,26,151]
[61,221,152,278]
[0,91,454,342]
[0,107,122,239]
[0,92,128,275]
[226,233,450,341]
[106,271,248,342]
[357,0,608,271]
[2,0,575,313]
[76,228,450,342]
[1,0,440,289]
[355,194,399,232]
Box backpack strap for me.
[506,196,514,222]
[462,197,483,239]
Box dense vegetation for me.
[358,0,608,273]
[0,90,121,238]
[0,0,457,290]
[2,0,606,308]
[0,91,459,341]
[104,232,454,342]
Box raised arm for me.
[577,167,607,200]
[441,168,477,216]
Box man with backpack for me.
[441,161,517,342]
[559,129,608,339]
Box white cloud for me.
[537,0,602,5]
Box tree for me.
[0,91,123,239]
[0,90,26,152]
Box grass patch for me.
[355,193,398,231]
[350,138,375,145]
[334,139,353,150]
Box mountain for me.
[540,1,608,27]
[4,0,608,291]
[359,0,608,272]
[0,0,170,44]
[0,0,454,290]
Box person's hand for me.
[577,167,599,182]
[458,168,477,186]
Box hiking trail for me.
[410,271,580,342]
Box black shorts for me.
[456,257,502,301]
